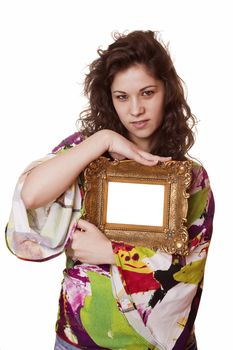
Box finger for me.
[71,238,78,250]
[132,154,156,166]
[157,156,172,162]
[137,150,172,163]
[109,152,126,160]
[77,218,93,230]
[136,150,158,161]
[133,151,158,164]
[70,230,80,246]
[72,230,83,239]
[77,218,87,230]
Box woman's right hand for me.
[105,130,171,166]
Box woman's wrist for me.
[96,129,113,152]
[106,241,116,265]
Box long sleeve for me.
[111,163,214,350]
[5,132,84,262]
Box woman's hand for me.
[105,130,171,166]
[66,219,115,265]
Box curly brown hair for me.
[77,30,197,160]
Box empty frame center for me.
[106,181,165,226]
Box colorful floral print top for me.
[6,132,215,350]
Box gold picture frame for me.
[82,157,193,255]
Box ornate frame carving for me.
[83,157,193,255]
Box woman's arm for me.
[21,130,109,209]
[21,129,170,209]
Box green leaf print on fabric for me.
[187,187,209,227]
[80,271,155,350]
[173,257,206,285]
[137,246,156,259]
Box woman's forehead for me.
[111,64,160,89]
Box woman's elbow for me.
[21,187,39,209]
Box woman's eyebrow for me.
[140,84,159,91]
[112,90,127,94]
[112,85,159,94]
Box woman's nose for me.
[129,98,145,117]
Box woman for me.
[6,30,214,350]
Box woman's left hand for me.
[66,219,116,265]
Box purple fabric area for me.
[52,132,84,153]
[56,288,108,349]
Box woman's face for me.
[111,64,165,152]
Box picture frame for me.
[82,157,193,255]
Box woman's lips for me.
[131,119,149,129]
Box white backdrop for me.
[0,1,232,349]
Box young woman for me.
[6,30,214,350]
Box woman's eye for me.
[116,95,128,101]
[142,90,154,97]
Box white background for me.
[0,0,232,349]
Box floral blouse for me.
[6,132,215,350]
